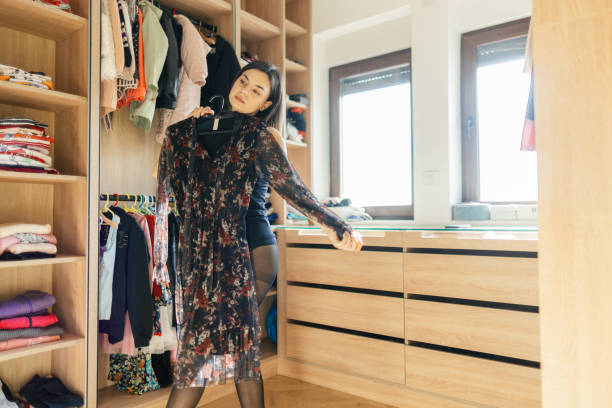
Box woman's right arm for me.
[254,125,362,251]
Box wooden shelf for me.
[159,0,231,23]
[0,334,83,363]
[286,140,308,148]
[261,336,277,359]
[285,59,307,73]
[0,255,85,269]
[241,10,281,41]
[285,18,307,38]
[286,99,308,109]
[0,171,87,184]
[0,81,87,111]
[0,0,87,41]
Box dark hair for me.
[231,60,282,128]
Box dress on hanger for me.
[154,115,352,387]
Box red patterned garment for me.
[153,114,352,388]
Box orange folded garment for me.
[0,334,60,351]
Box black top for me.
[156,11,182,109]
[199,35,241,107]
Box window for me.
[461,18,536,203]
[330,49,413,219]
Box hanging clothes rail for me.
[99,194,174,202]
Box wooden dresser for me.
[276,227,540,408]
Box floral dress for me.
[154,114,352,388]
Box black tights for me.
[165,244,278,408]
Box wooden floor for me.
[199,375,395,408]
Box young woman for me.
[155,61,362,408]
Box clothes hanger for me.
[123,193,132,212]
[99,195,119,229]
[196,95,241,135]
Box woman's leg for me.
[250,244,279,305]
[233,243,277,407]
[165,386,205,408]
[235,379,265,408]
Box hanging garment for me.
[99,214,119,320]
[98,207,152,347]
[154,14,211,144]
[199,35,241,107]
[154,115,352,387]
[129,1,169,131]
[521,75,535,151]
[0,379,18,408]
[108,351,160,394]
[155,10,182,110]
[117,0,135,80]
[117,7,145,108]
[101,0,117,82]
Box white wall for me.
[312,0,532,223]
[312,0,410,35]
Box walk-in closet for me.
[0,0,610,407]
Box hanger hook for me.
[208,94,225,112]
[114,193,119,207]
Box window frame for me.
[329,48,413,219]
[461,17,532,204]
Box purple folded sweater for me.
[0,291,56,319]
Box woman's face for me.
[229,69,272,115]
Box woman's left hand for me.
[320,224,363,252]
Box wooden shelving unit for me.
[0,255,85,270]
[285,18,307,38]
[286,99,308,109]
[285,58,308,73]
[158,0,231,22]
[0,0,91,401]
[0,81,87,111]
[0,171,87,184]
[286,140,308,148]
[0,334,84,363]
[240,10,281,41]
[0,0,87,40]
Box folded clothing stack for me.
[286,107,306,143]
[289,93,309,106]
[33,0,72,12]
[0,117,57,174]
[0,291,62,352]
[20,375,83,408]
[0,224,58,261]
[0,65,53,90]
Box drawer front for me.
[287,248,403,292]
[405,346,541,408]
[286,323,405,384]
[405,299,540,361]
[404,253,538,305]
[285,229,403,247]
[403,231,538,252]
[287,286,404,338]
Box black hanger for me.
[196,95,240,135]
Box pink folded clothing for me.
[0,313,58,330]
[0,224,51,239]
[0,233,57,255]
[0,334,60,351]
[7,243,57,255]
